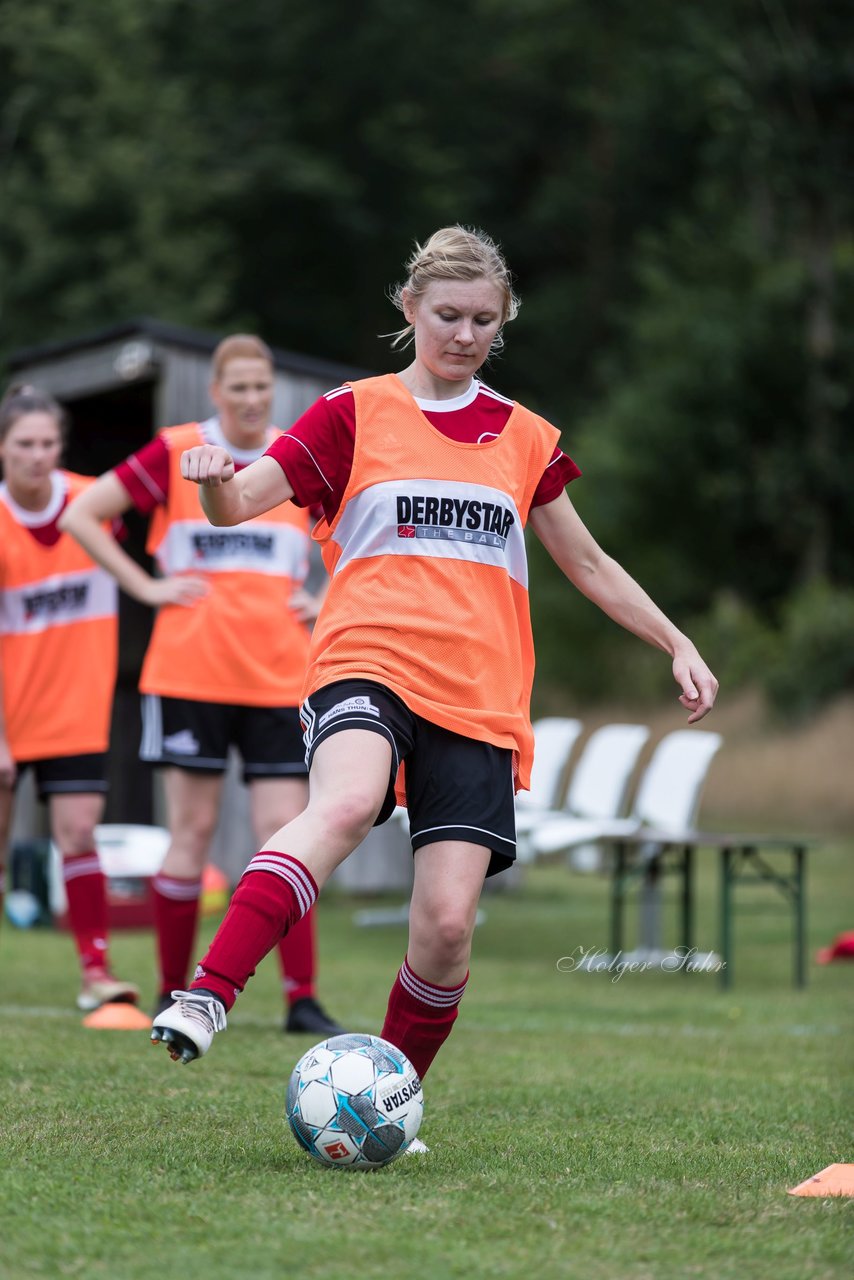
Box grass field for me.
[1,843,852,1280]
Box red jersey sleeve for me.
[113,436,170,514]
[266,391,356,521]
[531,447,581,507]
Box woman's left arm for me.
[529,491,719,723]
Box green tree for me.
[521,3,854,705]
[530,2,854,694]
[0,0,231,362]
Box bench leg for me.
[719,846,733,990]
[611,842,627,959]
[794,845,806,988]
[680,844,694,964]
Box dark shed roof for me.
[7,317,373,383]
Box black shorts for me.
[300,679,516,877]
[140,695,307,782]
[15,753,108,802]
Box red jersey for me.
[265,379,580,519]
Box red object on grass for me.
[815,930,854,964]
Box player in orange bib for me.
[0,385,139,1011]
[148,228,718,1126]
[60,336,343,1035]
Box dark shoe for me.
[284,997,346,1037]
[153,992,175,1018]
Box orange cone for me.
[82,1002,153,1030]
[788,1164,854,1197]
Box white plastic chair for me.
[629,730,723,833]
[516,716,584,814]
[564,723,651,823]
[517,723,650,858]
[526,728,723,859]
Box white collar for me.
[0,471,66,525]
[412,379,481,414]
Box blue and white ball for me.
[4,889,42,929]
[286,1034,423,1169]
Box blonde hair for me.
[211,334,274,381]
[388,225,519,354]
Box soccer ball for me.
[286,1033,423,1169]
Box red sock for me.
[63,851,109,973]
[153,874,202,996]
[191,852,317,1011]
[277,905,316,1006]
[380,956,469,1080]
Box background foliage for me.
[1,0,852,712]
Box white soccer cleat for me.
[150,989,227,1063]
[77,968,140,1012]
[405,1137,429,1155]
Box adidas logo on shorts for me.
[162,729,201,756]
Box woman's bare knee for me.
[306,730,391,848]
[54,822,98,854]
[164,771,222,862]
[169,812,219,860]
[410,907,474,970]
[50,795,102,854]
[313,789,382,847]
